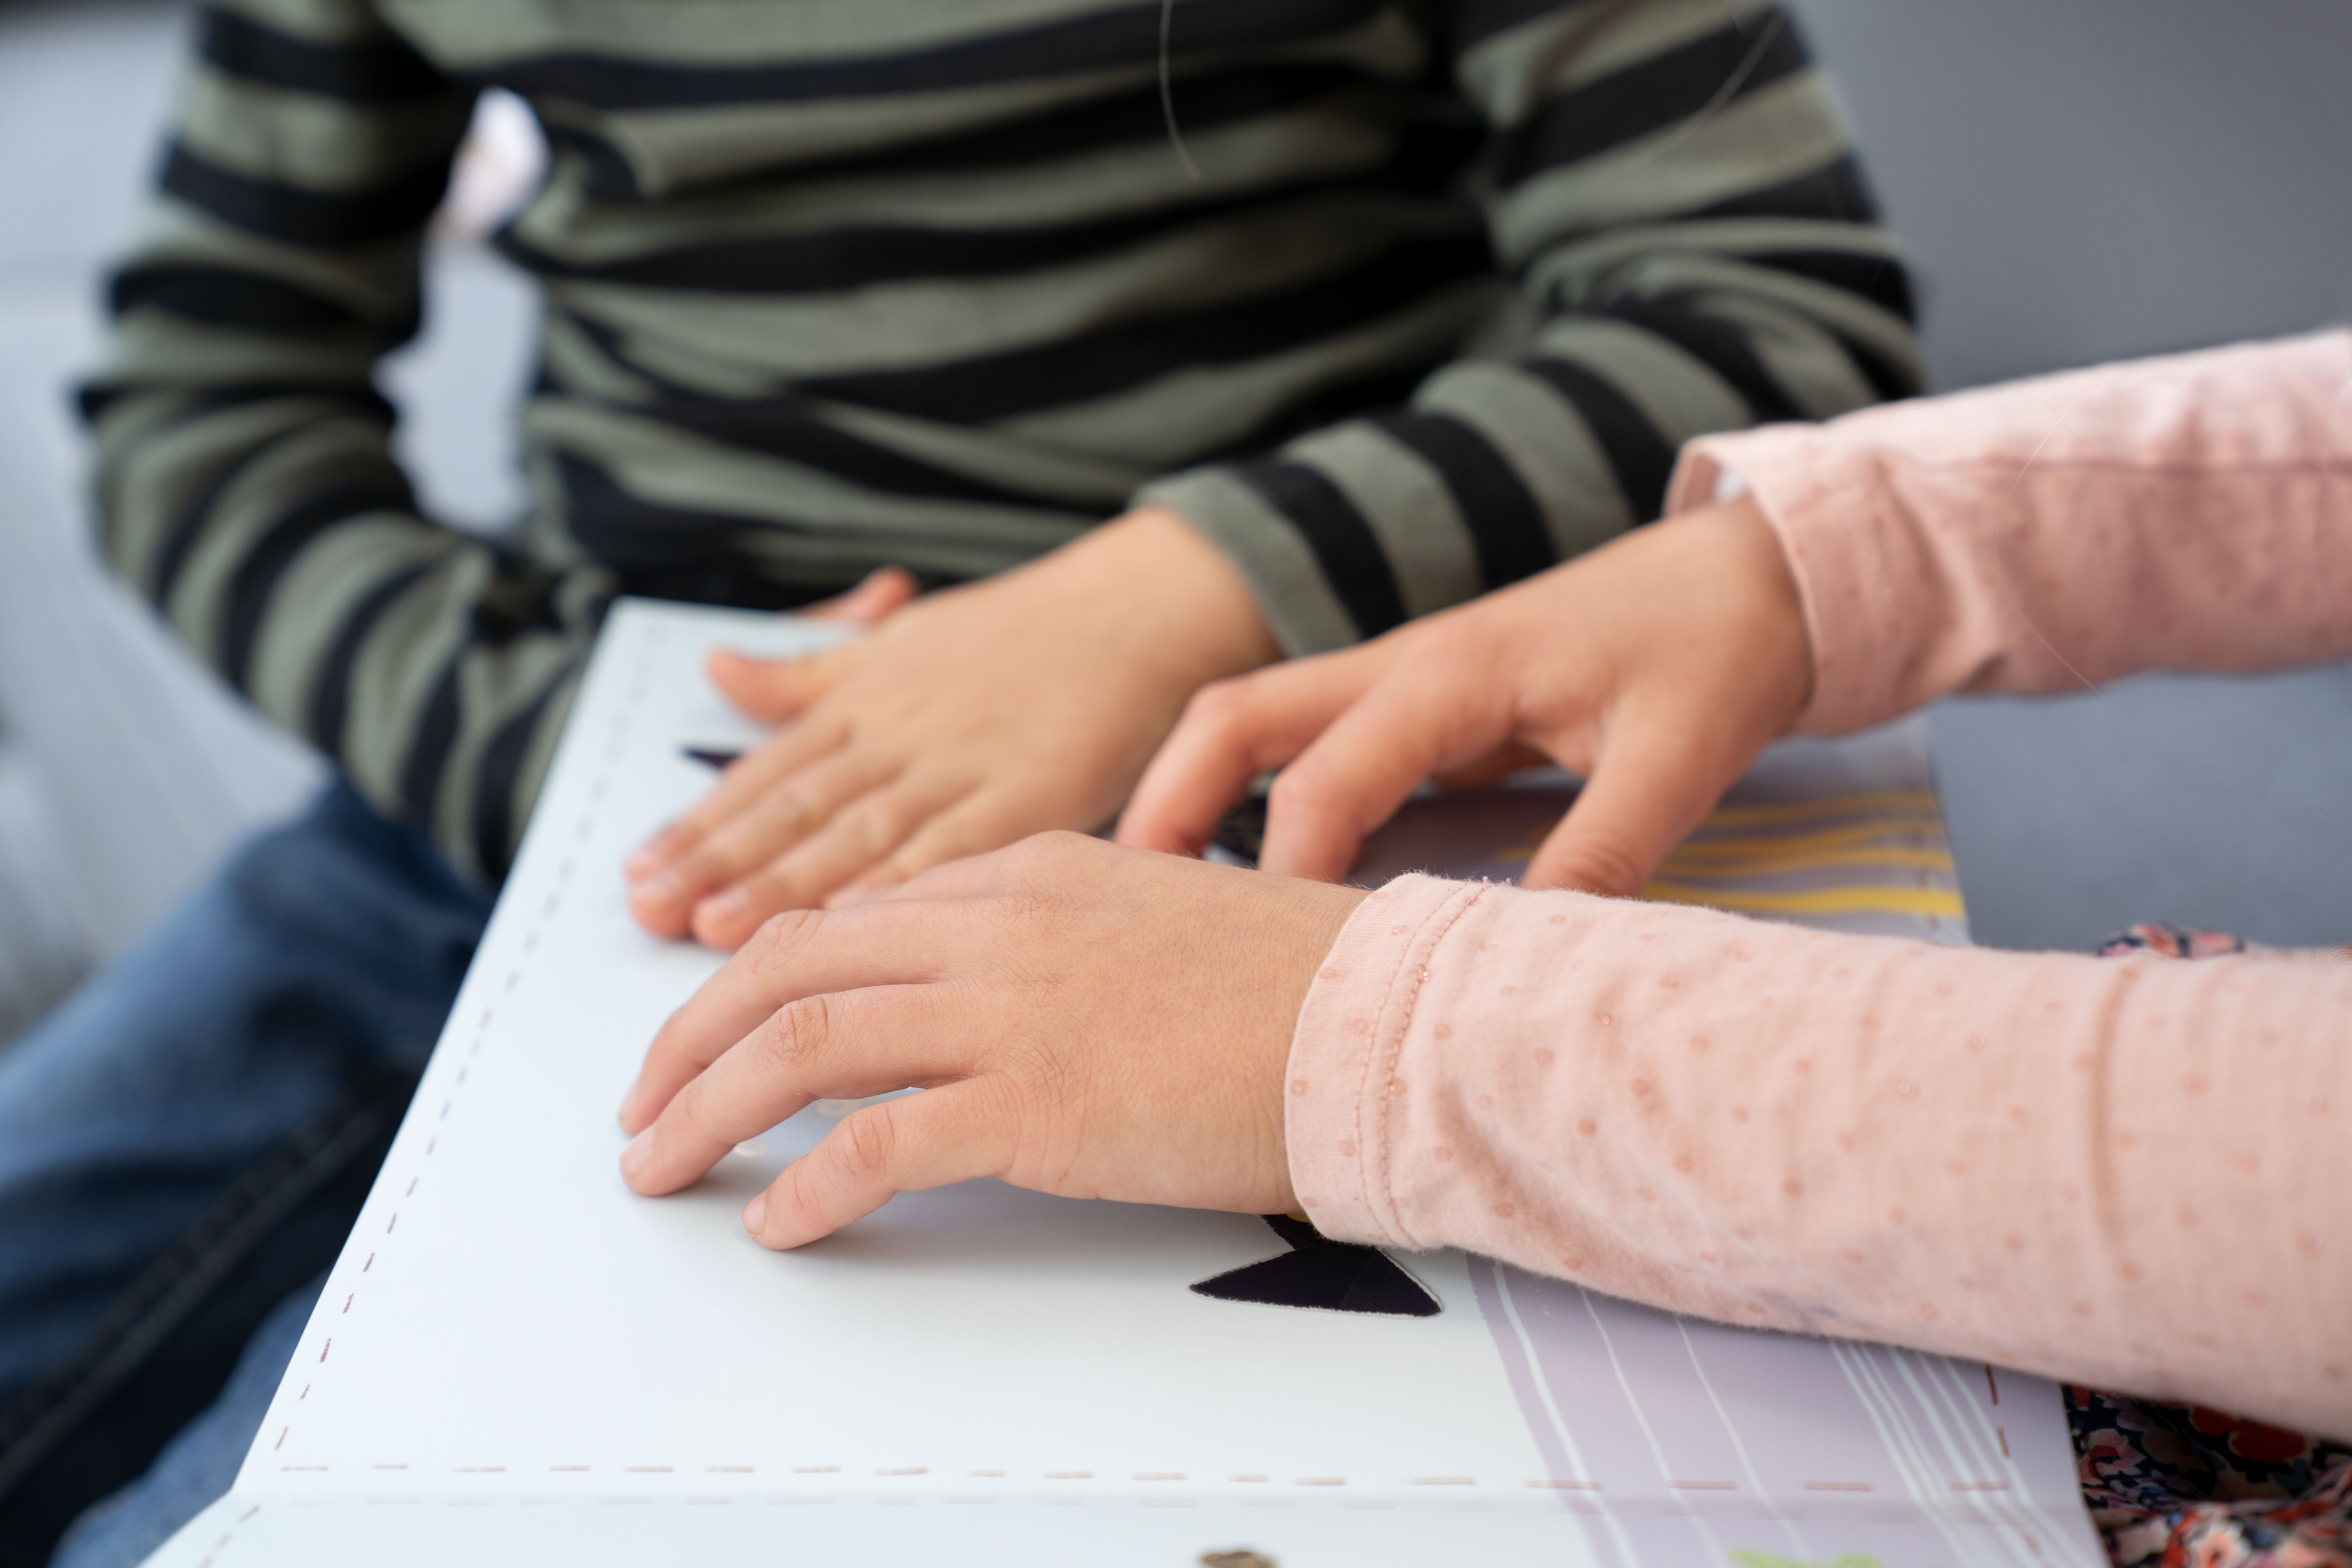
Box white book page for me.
[144,601,2102,1568]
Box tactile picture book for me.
[145,600,2098,1568]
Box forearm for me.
[83,1,612,879]
[1670,330,2352,732]
[1290,875,2352,1441]
[92,382,596,878]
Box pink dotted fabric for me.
[1670,329,2352,737]
[1293,332,2352,1443]
[1288,876,2352,1441]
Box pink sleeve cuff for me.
[1284,875,1489,1247]
[1670,330,2352,733]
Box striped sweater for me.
[84,0,1919,882]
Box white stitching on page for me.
[272,624,663,1470]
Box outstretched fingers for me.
[619,901,964,1133]
[1116,646,1393,856]
[1254,652,1514,882]
[744,1082,1013,1249]
[624,712,850,898]
[621,981,979,1198]
[1521,699,1763,897]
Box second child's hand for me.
[1117,496,1816,897]
[617,835,1365,1246]
[624,506,1279,949]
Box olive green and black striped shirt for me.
[85,0,1920,882]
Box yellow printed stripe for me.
[1669,820,1948,860]
[1641,880,1968,920]
[1499,816,1947,867]
[1657,846,1955,877]
[1693,791,1943,828]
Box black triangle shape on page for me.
[683,746,744,770]
[1190,1216,1440,1318]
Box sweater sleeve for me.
[1140,0,1920,657]
[1666,329,2352,734]
[1288,874,2352,1441]
[83,0,607,883]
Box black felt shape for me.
[1190,1213,1440,1317]
[683,746,744,770]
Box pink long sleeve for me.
[1287,332,2352,1438]
[1668,329,2352,732]
[1288,878,2352,1439]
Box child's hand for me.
[623,508,1280,948]
[616,834,1365,1247]
[1118,496,1812,897]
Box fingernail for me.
[742,1192,768,1236]
[698,888,749,926]
[620,1127,652,1179]
[623,846,664,878]
[630,871,682,907]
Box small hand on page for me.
[1118,496,1815,898]
[616,835,1364,1247]
[622,507,1279,948]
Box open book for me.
[145,601,2101,1568]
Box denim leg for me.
[0,785,490,1563]
[46,1275,325,1568]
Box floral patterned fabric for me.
[2069,926,2352,1568]
[2095,922,2252,962]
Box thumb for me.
[706,642,856,724]
[1523,706,1760,898]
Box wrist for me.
[1051,505,1283,688]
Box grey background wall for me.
[1789,0,2352,951]
[1796,0,2352,390]
[0,0,2344,1029]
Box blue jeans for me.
[0,785,489,1565]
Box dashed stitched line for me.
[190,1501,263,1568]
[276,633,659,1461]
